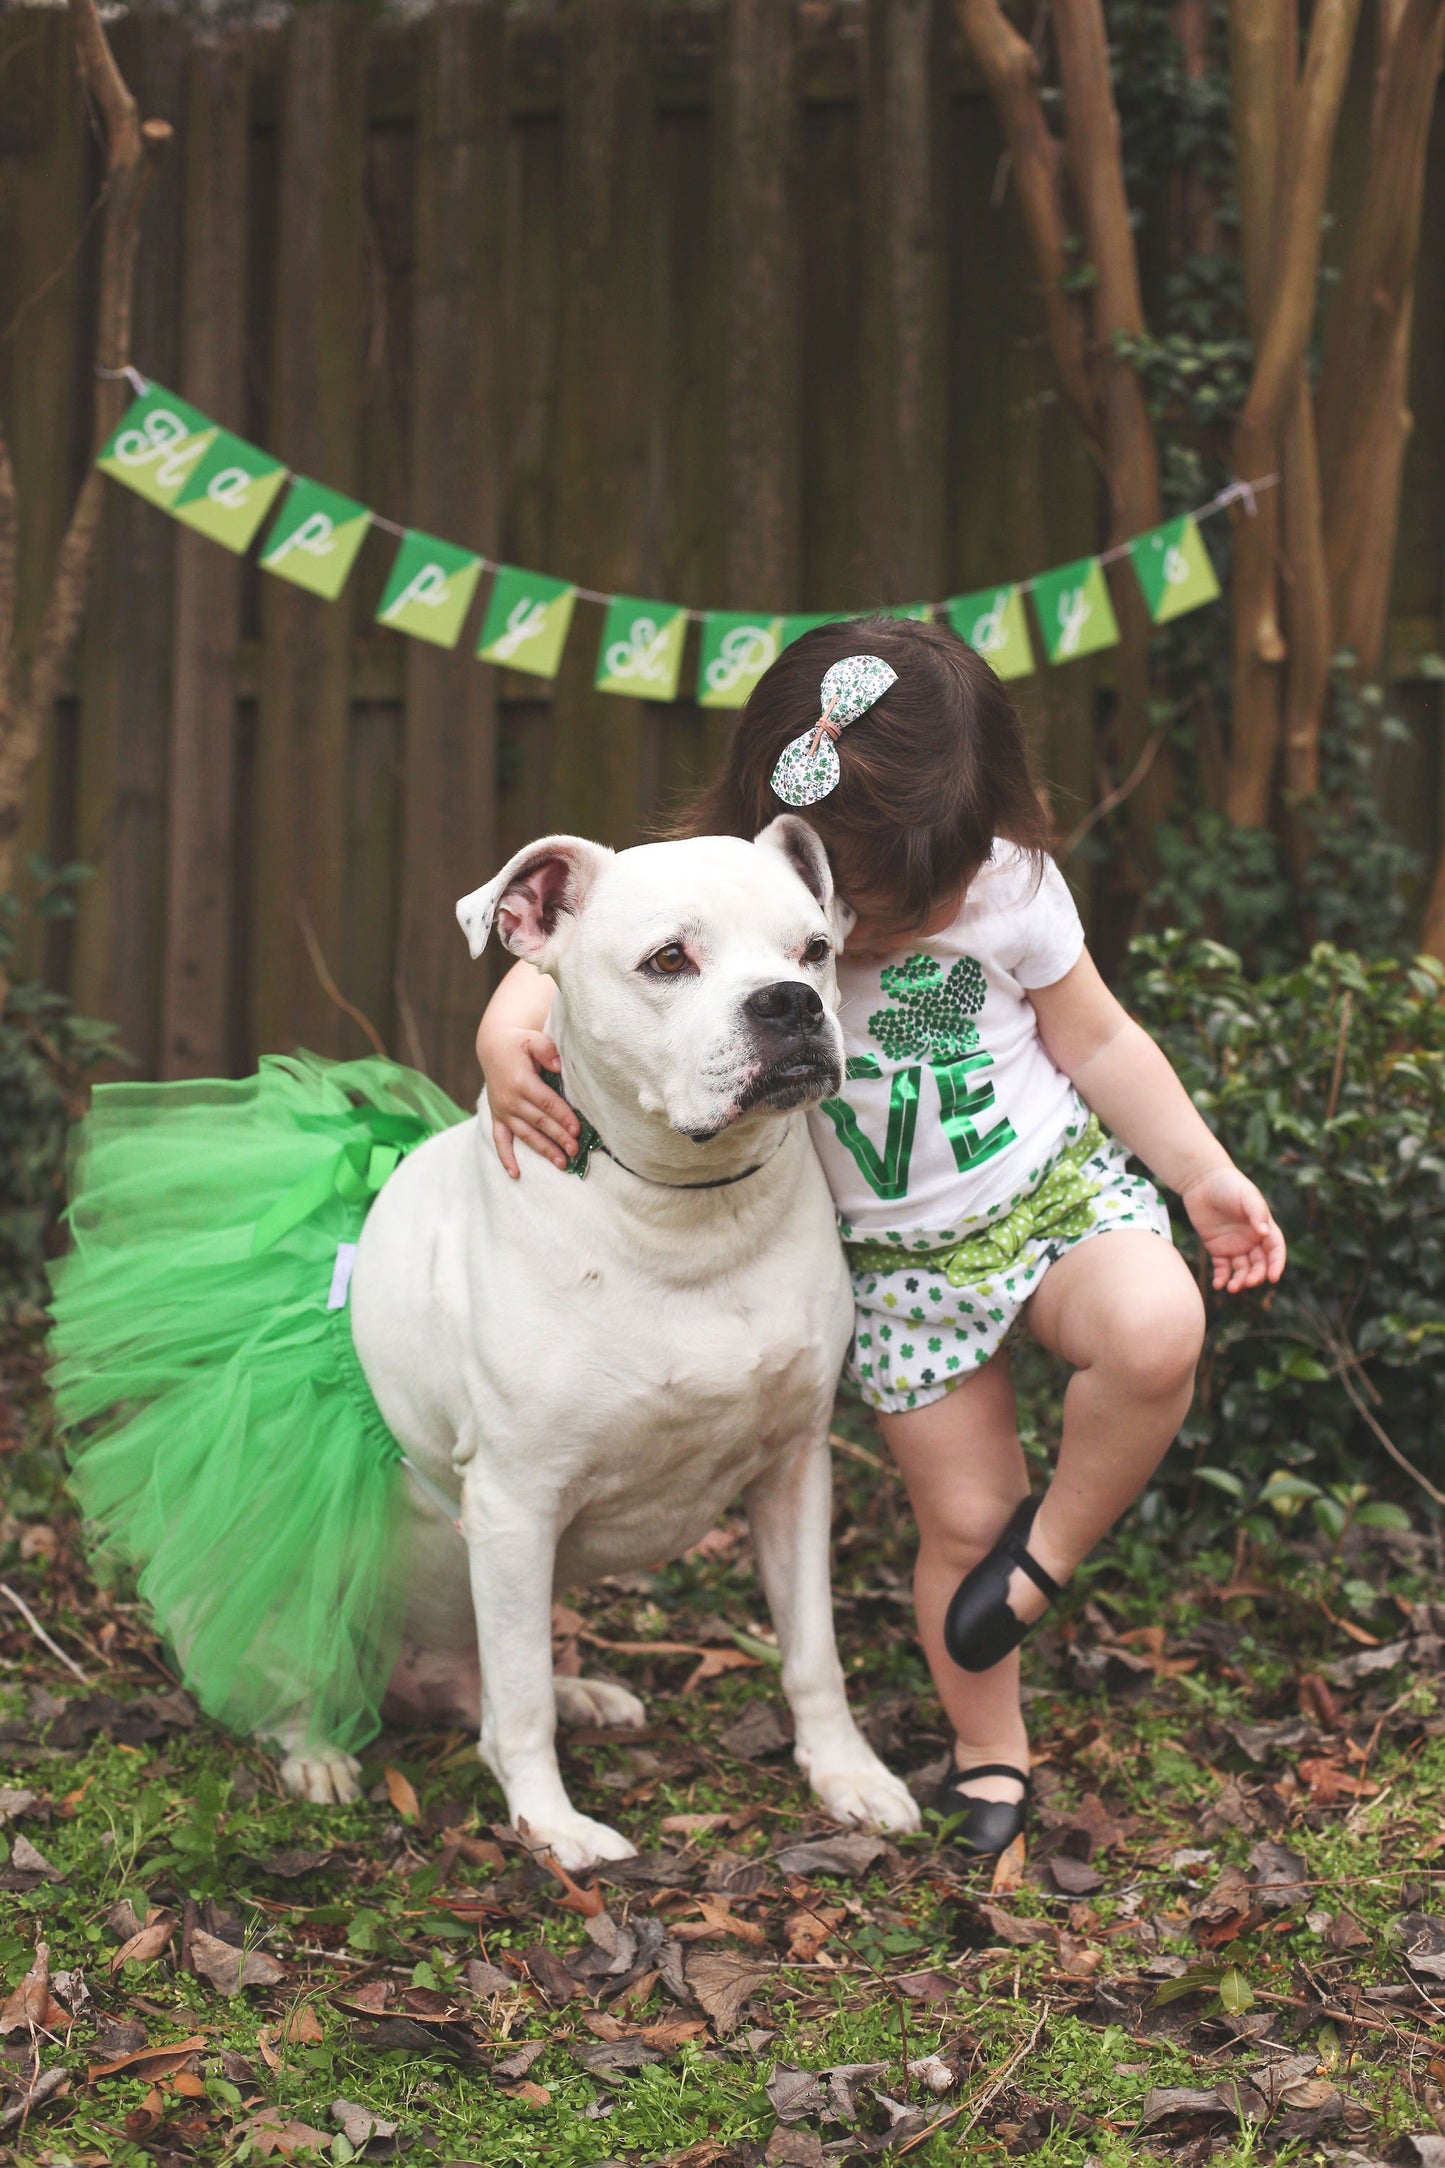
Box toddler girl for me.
[477,617,1285,1856]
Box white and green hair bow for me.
[769,653,899,808]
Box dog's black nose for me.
[745,981,826,1034]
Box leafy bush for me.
[0,871,124,1325]
[1128,932,1445,1523]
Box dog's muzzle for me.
[738,980,842,1113]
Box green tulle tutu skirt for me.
[48,1053,468,1753]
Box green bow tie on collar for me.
[539,1069,606,1177]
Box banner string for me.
[96,357,1278,629]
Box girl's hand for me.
[1181,1165,1287,1293]
[478,1025,580,1179]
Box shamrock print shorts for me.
[844,1122,1173,1414]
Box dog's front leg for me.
[461,1477,637,1872]
[745,1436,921,1834]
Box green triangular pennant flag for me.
[946,585,1035,680]
[1129,515,1221,624]
[260,478,372,599]
[96,383,216,510]
[376,531,484,648]
[884,603,932,621]
[172,429,289,552]
[595,596,688,701]
[476,567,577,677]
[697,614,784,708]
[1031,557,1120,664]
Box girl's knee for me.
[1112,1274,1205,1397]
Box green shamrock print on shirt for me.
[820,951,1016,1201]
[868,954,987,1062]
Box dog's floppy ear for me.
[753,813,854,940]
[456,835,614,966]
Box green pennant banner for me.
[96,384,215,510]
[376,531,484,648]
[885,603,933,621]
[596,596,688,701]
[697,614,784,708]
[946,585,1035,680]
[1031,556,1120,664]
[1130,514,1221,624]
[172,429,288,552]
[476,567,577,677]
[260,478,372,598]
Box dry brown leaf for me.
[785,1905,843,1962]
[108,1908,177,1975]
[333,1978,391,2017]
[169,2069,207,2098]
[683,1647,761,1693]
[640,2018,709,2047]
[189,1930,284,1996]
[88,2033,208,2082]
[672,1895,768,1947]
[542,1854,605,1916]
[278,2001,325,2046]
[0,1941,49,2035]
[234,2108,336,2158]
[990,1834,1026,1893]
[384,1766,420,1821]
[512,2080,551,2106]
[685,1948,773,2036]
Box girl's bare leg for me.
[879,1359,1032,1805]
[1008,1230,1205,1619]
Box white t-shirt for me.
[807,844,1088,1244]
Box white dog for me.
[305,818,920,1868]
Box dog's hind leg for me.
[554,1677,647,1730]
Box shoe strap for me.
[947,1761,1031,1790]
[1004,1530,1061,1603]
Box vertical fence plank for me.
[713,0,799,615]
[858,0,948,606]
[397,0,504,1101]
[800,81,864,607]
[0,15,87,981]
[547,0,658,845]
[252,3,366,1061]
[73,17,187,1071]
[497,95,564,862]
[160,38,249,1078]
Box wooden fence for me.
[2,2,1442,1107]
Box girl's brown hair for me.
[677,615,1053,926]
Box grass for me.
[2,1369,1443,2166]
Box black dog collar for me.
[539,1071,780,1191]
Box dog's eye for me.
[802,935,831,966]
[647,942,693,977]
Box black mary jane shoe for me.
[943,1494,1062,1673]
[934,1761,1031,1858]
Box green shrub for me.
[1128,932,1445,1524]
[0,872,124,1324]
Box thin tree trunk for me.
[953,0,1101,454]
[0,0,170,967]
[1317,0,1445,675]
[1225,0,1361,826]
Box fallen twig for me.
[895,1997,1049,2155]
[0,1583,90,1684]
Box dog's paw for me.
[554,1675,648,1731]
[516,1809,638,1872]
[278,1746,363,1806]
[806,1759,923,1835]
